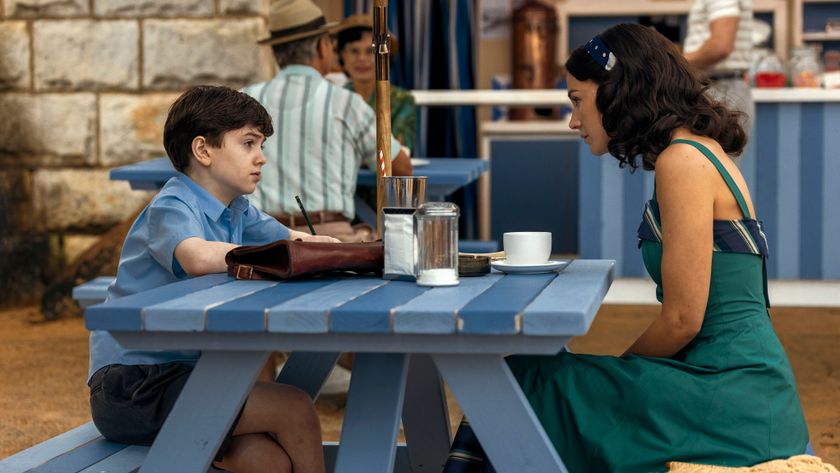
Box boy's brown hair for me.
[163,85,274,172]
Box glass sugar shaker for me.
[414,202,460,287]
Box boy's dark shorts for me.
[89,362,241,462]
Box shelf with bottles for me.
[554,0,788,60]
[802,32,840,41]
[749,42,836,89]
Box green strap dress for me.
[506,139,809,472]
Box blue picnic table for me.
[110,157,487,196]
[109,157,489,226]
[85,260,614,473]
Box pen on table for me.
[294,195,317,235]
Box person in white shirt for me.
[684,0,754,135]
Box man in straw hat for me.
[243,0,413,242]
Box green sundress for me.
[504,139,809,472]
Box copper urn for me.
[510,0,559,120]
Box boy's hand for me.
[305,234,341,243]
[288,229,341,243]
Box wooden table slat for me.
[85,273,230,331]
[143,280,277,332]
[393,275,503,334]
[522,260,615,336]
[458,273,557,334]
[331,281,430,333]
[267,278,388,333]
[207,279,338,332]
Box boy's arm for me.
[175,232,338,277]
[174,238,238,276]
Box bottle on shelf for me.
[754,50,787,88]
[749,48,769,86]
[790,46,822,88]
[823,50,840,73]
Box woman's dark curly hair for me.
[565,23,746,170]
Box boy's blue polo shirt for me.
[88,174,290,381]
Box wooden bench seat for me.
[0,420,412,473]
[72,276,115,308]
[0,422,170,473]
[0,350,416,472]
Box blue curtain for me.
[343,0,477,157]
[343,0,479,237]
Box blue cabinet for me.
[578,96,840,279]
[488,136,579,255]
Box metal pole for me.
[373,0,392,239]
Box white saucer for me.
[491,260,570,275]
[411,158,431,167]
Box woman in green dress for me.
[445,23,808,473]
[334,14,417,151]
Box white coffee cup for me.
[503,232,552,265]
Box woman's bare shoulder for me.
[656,140,716,179]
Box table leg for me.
[139,350,269,473]
[401,354,451,472]
[275,351,340,399]
[431,354,569,473]
[334,353,408,473]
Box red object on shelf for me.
[754,72,786,88]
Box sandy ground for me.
[1,304,838,467]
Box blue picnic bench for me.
[0,422,400,473]
[1,260,614,473]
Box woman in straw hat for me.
[334,14,417,151]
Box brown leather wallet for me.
[226,240,383,280]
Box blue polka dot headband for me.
[585,35,617,71]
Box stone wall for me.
[0,0,276,307]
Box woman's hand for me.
[287,229,341,243]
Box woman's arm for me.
[391,88,417,150]
[623,145,715,357]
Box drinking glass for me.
[382,176,427,209]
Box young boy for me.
[88,85,335,473]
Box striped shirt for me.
[684,0,753,72]
[242,65,400,219]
